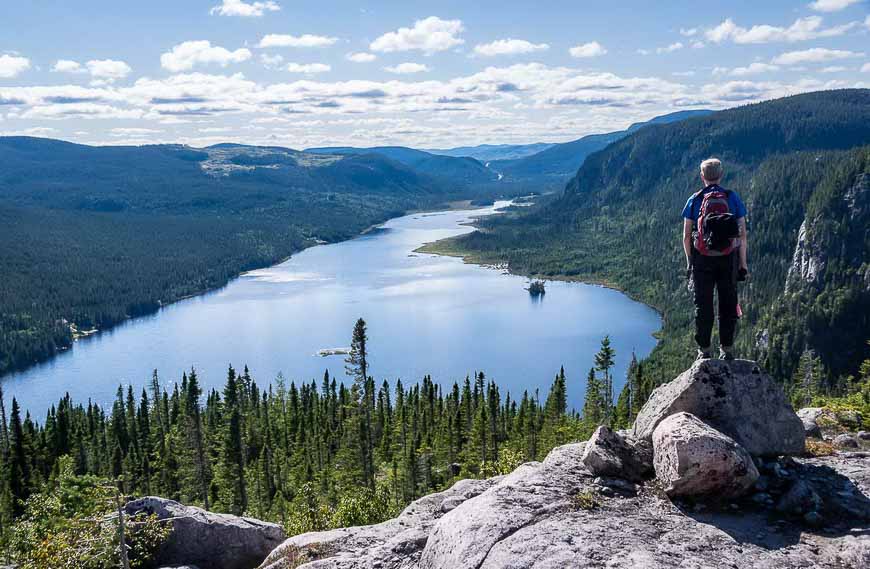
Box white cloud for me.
[473,39,549,57]
[258,34,338,48]
[210,0,280,17]
[636,49,651,56]
[346,52,377,63]
[0,54,31,78]
[861,62,870,72]
[260,53,284,68]
[86,59,132,80]
[110,127,161,136]
[808,0,861,12]
[672,70,696,77]
[161,41,252,72]
[656,42,684,54]
[772,47,864,65]
[820,65,847,72]
[370,16,464,54]
[715,62,780,76]
[285,62,331,73]
[691,41,705,49]
[569,41,607,58]
[52,60,86,74]
[383,62,429,74]
[706,16,858,44]
[679,28,699,37]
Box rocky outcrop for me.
[258,477,498,569]
[581,426,652,482]
[633,359,805,456]
[652,412,758,498]
[270,449,870,569]
[125,497,285,569]
[785,218,826,292]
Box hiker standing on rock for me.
[682,158,748,361]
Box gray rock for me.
[652,412,759,498]
[258,477,498,569]
[125,497,285,569]
[797,407,824,438]
[580,425,653,482]
[418,443,590,569]
[776,480,822,516]
[633,359,805,456]
[834,433,860,449]
[270,446,870,569]
[858,431,870,441]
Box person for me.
[681,158,748,361]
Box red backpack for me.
[692,186,739,256]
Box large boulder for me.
[581,426,653,482]
[125,497,285,569]
[652,412,759,498]
[633,359,804,456]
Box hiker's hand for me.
[737,266,749,282]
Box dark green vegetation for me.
[304,145,501,190]
[439,90,870,398]
[0,138,505,375]
[0,321,654,566]
[487,109,713,188]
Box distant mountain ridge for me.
[487,109,713,185]
[424,142,555,162]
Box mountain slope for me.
[425,142,555,162]
[305,145,500,189]
[443,89,870,386]
[488,109,713,185]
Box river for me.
[2,201,661,418]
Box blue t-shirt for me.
[681,185,747,222]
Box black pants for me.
[692,250,738,349]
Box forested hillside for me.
[0,138,498,375]
[441,90,870,394]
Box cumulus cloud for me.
[714,62,780,76]
[680,28,699,37]
[86,59,132,80]
[383,62,429,74]
[346,52,377,63]
[569,42,607,58]
[862,62,870,72]
[210,0,280,17]
[473,39,549,57]
[772,47,864,65]
[0,54,31,78]
[285,63,331,73]
[808,0,861,12]
[161,41,252,72]
[52,60,86,73]
[258,34,338,48]
[706,16,858,44]
[656,42,684,54]
[370,16,464,54]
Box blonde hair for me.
[700,158,723,182]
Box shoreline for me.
[416,232,666,339]
[1,199,495,380]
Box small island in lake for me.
[527,280,546,296]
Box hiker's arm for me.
[682,218,693,268]
[738,218,748,271]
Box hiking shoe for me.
[696,348,712,361]
[719,346,735,361]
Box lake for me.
[2,201,661,418]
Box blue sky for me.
[1,0,868,148]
